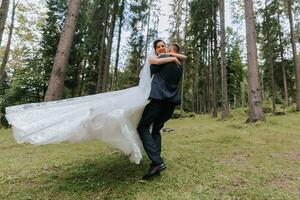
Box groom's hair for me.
[170,43,181,53]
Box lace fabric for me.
[5,57,153,164]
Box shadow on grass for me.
[45,153,150,194]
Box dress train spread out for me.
[5,59,152,164]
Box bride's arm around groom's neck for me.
[148,55,181,65]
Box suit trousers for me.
[137,98,175,165]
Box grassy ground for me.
[0,108,300,199]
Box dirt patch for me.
[270,173,300,196]
[220,151,250,166]
[271,148,300,162]
[284,149,300,162]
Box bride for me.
[5,39,185,164]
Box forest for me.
[1,1,300,199]
[0,0,299,124]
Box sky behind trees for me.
[3,0,239,56]
[157,0,235,40]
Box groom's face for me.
[155,41,166,55]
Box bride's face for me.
[155,41,166,55]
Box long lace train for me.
[5,59,152,164]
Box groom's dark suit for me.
[137,54,182,165]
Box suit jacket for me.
[149,54,182,105]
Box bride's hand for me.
[169,52,187,60]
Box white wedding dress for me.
[5,57,153,164]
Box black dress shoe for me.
[149,162,161,175]
[142,163,166,180]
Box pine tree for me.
[287,0,300,110]
[244,0,264,122]
[220,0,229,118]
[169,0,184,44]
[277,6,289,107]
[263,0,277,112]
[39,0,67,98]
[0,0,10,45]
[0,0,17,94]
[102,0,119,92]
[45,0,81,101]
[96,0,109,93]
[125,0,149,87]
[112,0,125,90]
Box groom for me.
[137,40,183,180]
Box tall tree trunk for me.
[211,3,217,118]
[287,0,300,110]
[174,0,184,42]
[72,56,83,97]
[208,38,211,113]
[0,0,9,45]
[44,0,81,101]
[0,0,13,128]
[205,43,209,113]
[244,0,264,122]
[277,12,289,107]
[96,1,109,93]
[145,0,151,58]
[181,0,188,112]
[112,0,125,91]
[169,0,183,42]
[79,58,87,96]
[136,21,145,80]
[192,60,197,113]
[203,87,206,113]
[241,81,245,107]
[0,0,16,94]
[102,0,118,92]
[265,1,276,112]
[220,0,229,119]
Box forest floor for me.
[0,107,300,199]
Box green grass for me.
[1,109,300,199]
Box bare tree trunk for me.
[277,12,289,107]
[0,0,16,94]
[145,0,151,58]
[174,0,184,42]
[72,56,83,97]
[0,0,9,45]
[0,0,14,128]
[112,0,125,90]
[211,4,217,118]
[180,62,185,112]
[220,0,229,119]
[287,0,300,111]
[241,81,245,107]
[102,0,118,92]
[208,39,211,113]
[265,1,276,112]
[204,44,208,113]
[203,84,207,113]
[79,58,87,96]
[96,1,109,93]
[181,0,188,113]
[244,0,264,122]
[192,61,197,113]
[196,92,199,113]
[44,0,81,101]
